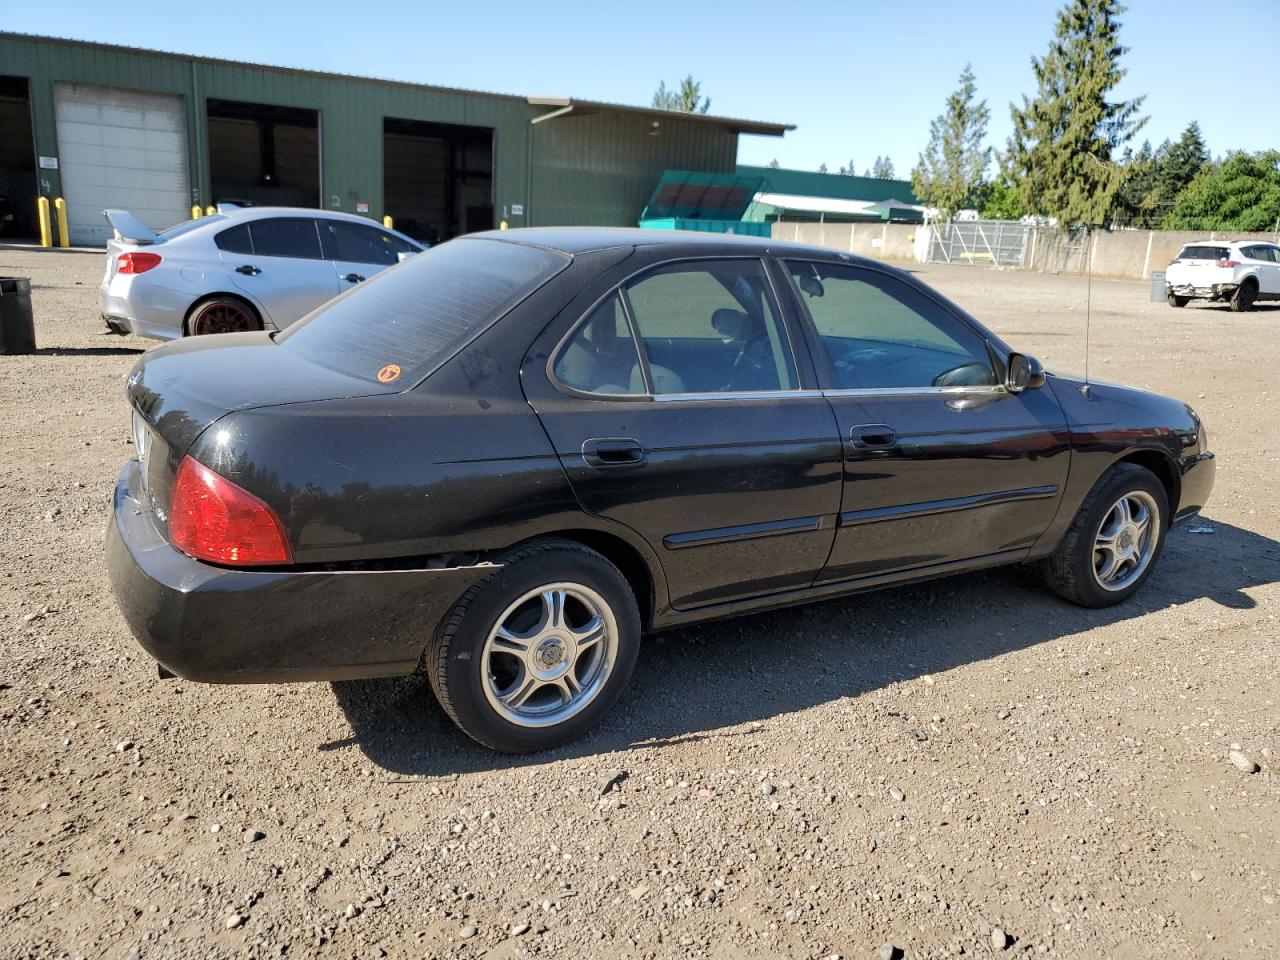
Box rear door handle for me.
[582,437,646,468]
[851,424,897,447]
[234,264,261,276]
[344,272,365,283]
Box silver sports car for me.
[100,207,425,340]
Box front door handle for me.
[234,264,261,276]
[582,437,646,468]
[851,424,897,447]
[344,272,365,283]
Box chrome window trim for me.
[653,389,824,403]
[821,385,1009,399]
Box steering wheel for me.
[725,334,772,390]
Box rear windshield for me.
[277,237,568,385]
[1179,245,1229,260]
[158,215,227,240]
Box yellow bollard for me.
[205,205,216,217]
[382,214,394,230]
[37,197,52,247]
[191,204,203,220]
[499,220,509,231]
[54,198,70,248]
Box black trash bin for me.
[0,277,35,354]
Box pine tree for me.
[767,158,780,169]
[1113,139,1157,225]
[1165,151,1280,232]
[652,75,711,114]
[837,158,857,176]
[817,163,829,174]
[871,156,896,179]
[911,64,991,218]
[1006,0,1146,224]
[1150,121,1208,212]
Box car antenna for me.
[1081,223,1095,398]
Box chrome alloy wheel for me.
[1092,490,1160,591]
[481,583,618,728]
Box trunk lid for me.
[126,332,392,530]
[1169,244,1232,287]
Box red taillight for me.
[169,456,292,566]
[118,252,163,274]
[1216,259,1240,268]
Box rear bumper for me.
[1166,282,1237,302]
[100,276,185,341]
[106,459,497,683]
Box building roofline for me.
[2,32,793,137]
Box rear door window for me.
[622,259,797,394]
[277,237,568,386]
[249,218,324,259]
[553,294,644,395]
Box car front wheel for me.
[1039,463,1169,608]
[426,539,641,752]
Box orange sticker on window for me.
[377,363,402,384]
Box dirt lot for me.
[1,245,1276,960]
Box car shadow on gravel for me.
[329,518,1279,774]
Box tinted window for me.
[324,220,418,265]
[249,218,323,259]
[1179,245,1229,261]
[278,238,567,385]
[787,261,995,390]
[554,294,643,395]
[214,223,253,254]
[623,259,797,394]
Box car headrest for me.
[711,308,752,341]
[631,363,685,395]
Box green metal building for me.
[0,32,791,245]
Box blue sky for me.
[5,1,1276,175]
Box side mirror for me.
[1006,353,1045,393]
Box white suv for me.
[1165,240,1280,311]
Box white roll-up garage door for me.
[54,84,190,246]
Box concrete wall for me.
[777,218,1270,281]
[770,220,919,263]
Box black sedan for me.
[107,228,1216,752]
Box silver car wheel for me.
[481,582,618,729]
[1092,490,1160,591]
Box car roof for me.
[465,225,869,262]
[217,206,391,227]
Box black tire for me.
[185,295,262,336]
[1038,463,1169,608]
[1167,293,1189,308]
[426,538,641,753]
[1230,280,1257,313]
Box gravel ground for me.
[1,246,1277,960]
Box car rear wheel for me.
[1230,280,1257,313]
[186,296,261,336]
[1039,463,1169,608]
[426,539,641,753]
[1167,293,1189,308]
